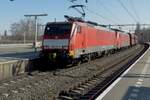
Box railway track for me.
[58,44,148,100]
[0,44,147,100]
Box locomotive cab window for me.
[45,23,72,35]
[77,25,81,33]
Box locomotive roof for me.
[46,21,72,25]
[46,21,129,34]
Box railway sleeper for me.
[58,95,74,100]
[59,78,101,100]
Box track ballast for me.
[0,44,147,100]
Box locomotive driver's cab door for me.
[115,30,120,49]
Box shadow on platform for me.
[122,86,150,100]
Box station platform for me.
[0,51,39,61]
[96,47,150,100]
[0,47,40,81]
[0,46,40,60]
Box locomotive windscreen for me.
[44,23,72,35]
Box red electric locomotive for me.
[41,16,137,64]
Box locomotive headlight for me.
[69,51,75,57]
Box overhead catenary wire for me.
[117,0,138,23]
[70,0,88,3]
[96,0,122,23]
[67,0,134,31]
[96,0,136,30]
[128,0,142,23]
[67,0,119,24]
[85,7,118,24]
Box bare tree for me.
[10,18,36,41]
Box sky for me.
[0,0,150,34]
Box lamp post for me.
[24,14,48,52]
[23,32,26,44]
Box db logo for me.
[55,36,58,39]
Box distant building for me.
[4,30,7,37]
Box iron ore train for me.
[40,16,138,65]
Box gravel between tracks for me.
[0,45,143,100]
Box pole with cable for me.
[24,14,48,52]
